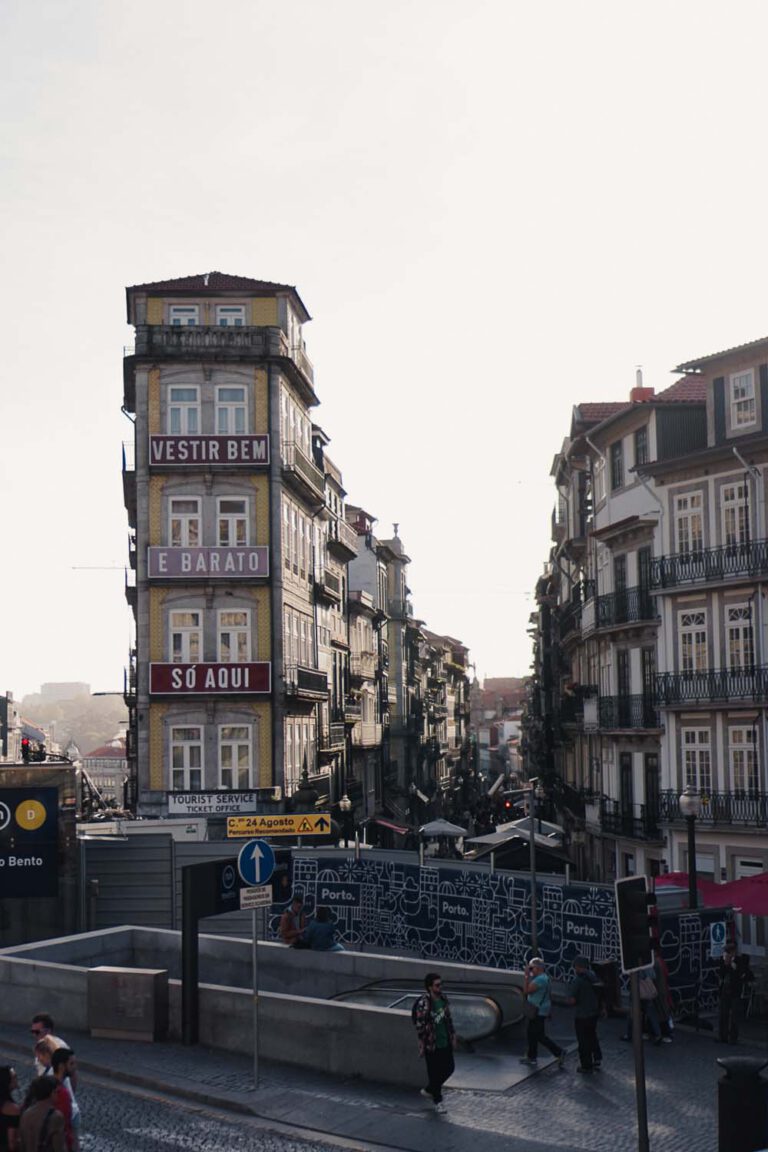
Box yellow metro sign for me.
[227,812,332,838]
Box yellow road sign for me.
[227,813,332,838]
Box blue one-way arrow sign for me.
[237,838,276,887]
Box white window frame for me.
[169,305,199,327]
[217,609,251,663]
[682,727,711,792]
[169,497,201,547]
[216,304,245,327]
[218,724,252,789]
[674,492,704,555]
[730,369,756,429]
[170,610,202,663]
[679,609,707,673]
[215,385,247,435]
[726,603,754,670]
[217,496,249,547]
[594,457,606,504]
[722,482,749,548]
[168,386,200,435]
[171,726,203,791]
[729,726,758,793]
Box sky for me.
[3,0,768,700]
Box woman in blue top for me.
[302,906,345,952]
[520,957,566,1069]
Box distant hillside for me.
[20,692,128,757]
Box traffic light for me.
[21,737,30,763]
[615,876,656,973]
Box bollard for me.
[717,1056,768,1152]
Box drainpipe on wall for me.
[732,447,767,794]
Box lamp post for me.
[528,779,545,953]
[679,785,702,910]
[339,793,352,848]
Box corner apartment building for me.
[121,272,472,831]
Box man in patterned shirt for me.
[412,972,457,1113]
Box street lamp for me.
[339,793,352,848]
[528,779,545,953]
[679,785,702,910]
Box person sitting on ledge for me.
[279,894,308,948]
[302,905,345,952]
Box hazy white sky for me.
[3,0,768,700]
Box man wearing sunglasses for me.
[30,1015,77,1090]
[412,973,457,1113]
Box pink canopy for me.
[655,871,768,916]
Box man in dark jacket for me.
[567,956,603,1072]
[412,972,457,1113]
[718,945,743,1043]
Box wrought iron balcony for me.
[389,598,414,619]
[658,789,768,828]
[281,441,324,500]
[122,442,136,528]
[327,516,358,559]
[559,602,582,640]
[314,567,341,603]
[655,666,768,706]
[284,663,328,700]
[600,798,662,839]
[598,695,660,730]
[595,587,657,629]
[650,539,768,589]
[318,722,346,751]
[559,696,584,727]
[344,699,363,722]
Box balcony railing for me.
[350,652,376,680]
[327,516,358,559]
[600,798,661,839]
[133,324,315,387]
[318,722,346,750]
[559,602,582,639]
[351,721,382,747]
[658,789,768,828]
[655,666,768,705]
[281,441,324,499]
[650,539,768,589]
[598,695,659,730]
[595,587,657,629]
[315,567,341,602]
[344,699,363,722]
[284,664,328,699]
[559,697,584,727]
[389,598,413,618]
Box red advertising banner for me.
[149,435,269,466]
[147,547,269,579]
[150,662,272,695]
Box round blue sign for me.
[237,838,275,887]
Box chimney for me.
[630,367,654,404]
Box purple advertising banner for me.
[148,546,269,579]
[150,662,272,695]
[149,435,269,466]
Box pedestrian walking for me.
[566,957,603,1072]
[717,945,743,1044]
[30,1017,75,1089]
[50,1051,76,1152]
[520,957,566,1070]
[18,1078,65,1152]
[0,1066,21,1152]
[412,972,457,1113]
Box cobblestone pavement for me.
[1,1014,767,1152]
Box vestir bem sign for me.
[148,546,269,579]
[149,435,269,466]
[150,662,272,695]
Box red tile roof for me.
[574,402,629,423]
[654,376,707,403]
[127,271,295,292]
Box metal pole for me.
[529,801,538,954]
[630,971,650,1152]
[252,908,259,1089]
[687,814,700,1030]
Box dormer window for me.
[169,305,199,326]
[730,369,756,428]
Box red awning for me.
[656,871,768,916]
[369,817,410,836]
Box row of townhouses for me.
[524,337,768,949]
[121,272,471,834]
